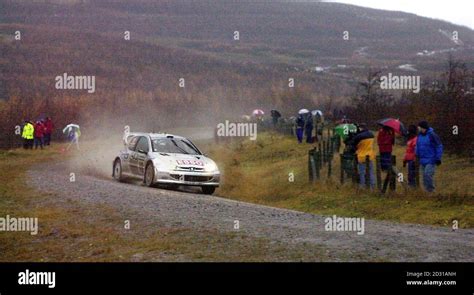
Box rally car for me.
[112,132,220,194]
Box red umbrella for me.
[377,118,406,135]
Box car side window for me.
[128,136,139,151]
[135,137,149,153]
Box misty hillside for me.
[1,0,473,127]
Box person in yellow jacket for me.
[352,123,376,188]
[22,120,35,149]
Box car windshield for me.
[151,138,201,155]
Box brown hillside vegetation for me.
[1,0,474,151]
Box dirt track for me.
[28,157,474,262]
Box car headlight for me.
[205,162,219,172]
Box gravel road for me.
[27,158,474,262]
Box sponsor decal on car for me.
[176,159,204,166]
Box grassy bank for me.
[0,144,327,261]
[209,132,474,228]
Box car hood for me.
[149,152,218,169]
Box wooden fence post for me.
[340,153,344,184]
[365,155,370,188]
[318,143,322,168]
[390,155,396,191]
[326,140,330,161]
[376,155,382,190]
[415,158,420,187]
[328,155,332,178]
[308,148,316,183]
[316,149,321,179]
[352,155,358,184]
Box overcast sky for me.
[327,0,474,29]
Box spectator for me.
[270,110,281,127]
[33,121,45,149]
[304,113,313,143]
[21,120,34,149]
[415,121,443,192]
[377,125,395,170]
[63,123,81,151]
[353,123,376,188]
[295,114,305,143]
[44,117,54,146]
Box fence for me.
[307,129,340,182]
[307,127,426,193]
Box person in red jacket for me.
[44,117,54,146]
[403,125,418,187]
[377,125,395,170]
[33,121,45,149]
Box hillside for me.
[1,0,473,134]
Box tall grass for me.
[209,132,474,228]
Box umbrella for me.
[311,110,323,117]
[298,108,309,115]
[377,118,406,135]
[270,109,281,118]
[252,109,265,116]
[334,123,357,140]
[63,123,80,134]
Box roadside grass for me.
[208,132,474,228]
[0,144,328,261]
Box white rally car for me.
[113,132,220,194]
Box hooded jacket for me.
[415,128,443,165]
[22,122,34,139]
[404,136,417,162]
[34,123,45,138]
[353,129,376,163]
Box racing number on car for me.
[179,174,185,181]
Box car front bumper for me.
[154,169,220,187]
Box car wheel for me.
[113,159,124,182]
[145,163,155,187]
[201,186,216,195]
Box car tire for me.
[113,159,124,182]
[201,186,216,195]
[145,163,155,187]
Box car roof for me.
[127,132,185,140]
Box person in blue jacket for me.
[295,115,305,143]
[415,121,443,192]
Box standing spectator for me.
[295,114,305,143]
[43,117,54,146]
[415,121,443,193]
[22,120,34,149]
[304,113,313,143]
[377,125,395,171]
[33,121,45,149]
[403,125,418,187]
[63,123,81,151]
[353,123,376,188]
[270,110,281,127]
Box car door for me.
[132,136,150,176]
[122,136,140,174]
